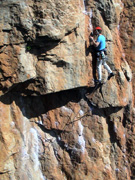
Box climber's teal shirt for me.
[96,35,106,51]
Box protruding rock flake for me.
[18,45,37,82]
[0,0,134,180]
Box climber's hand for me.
[90,36,94,41]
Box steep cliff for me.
[0,0,135,180]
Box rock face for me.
[0,0,135,180]
[0,0,90,95]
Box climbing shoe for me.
[95,79,102,84]
[108,72,114,80]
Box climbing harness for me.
[96,48,107,60]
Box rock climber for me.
[90,26,114,83]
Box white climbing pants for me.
[97,58,112,81]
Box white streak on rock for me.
[78,121,85,153]
[38,120,43,125]
[79,0,88,15]
[114,125,117,133]
[79,110,84,116]
[122,53,125,57]
[55,121,59,127]
[21,148,29,159]
[105,164,112,171]
[92,137,96,143]
[115,168,120,172]
[113,0,124,10]
[89,9,93,31]
[61,106,73,115]
[30,128,40,171]
[58,136,61,141]
[41,175,47,180]
[78,121,83,136]
[82,0,88,15]
[10,121,15,127]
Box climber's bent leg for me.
[97,58,102,81]
[103,59,114,80]
[103,59,112,74]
